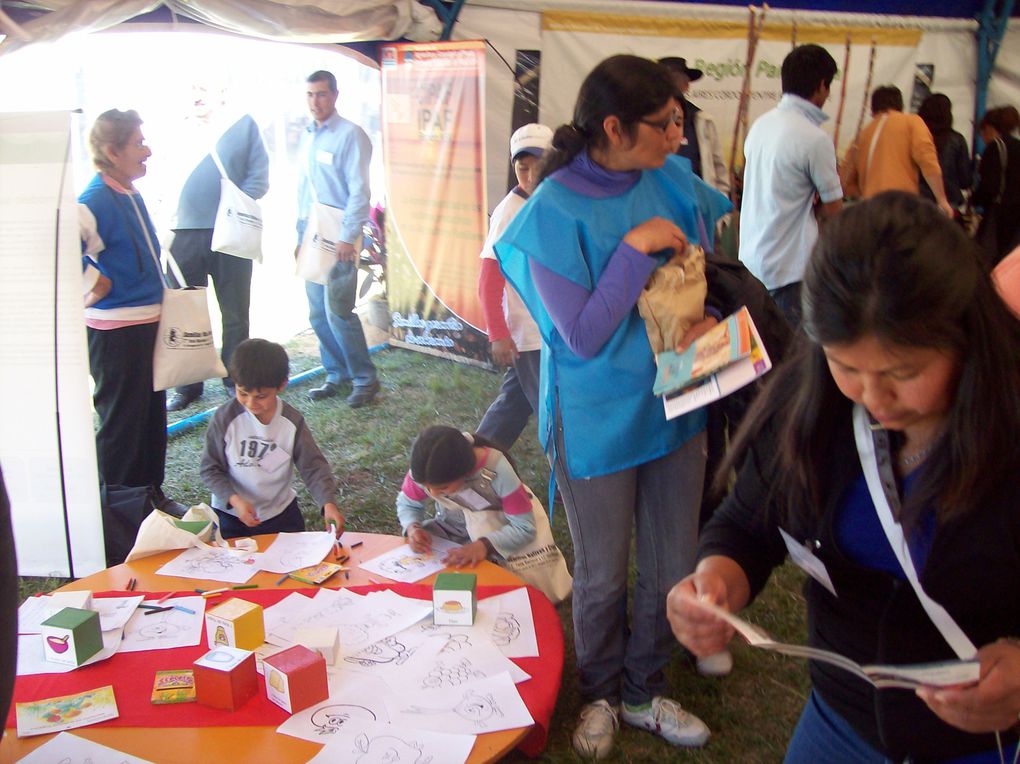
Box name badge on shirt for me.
[450,487,491,511]
[316,150,334,165]
[779,527,837,597]
[258,445,290,473]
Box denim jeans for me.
[305,269,377,389]
[786,691,1015,764]
[555,427,706,705]
[477,349,541,449]
[769,281,803,328]
[214,497,305,539]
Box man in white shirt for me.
[739,44,844,326]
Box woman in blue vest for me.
[495,55,716,759]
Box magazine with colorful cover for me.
[660,307,773,420]
[652,307,753,397]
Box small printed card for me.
[289,561,344,585]
[15,685,119,737]
[151,669,196,704]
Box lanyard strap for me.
[852,404,976,659]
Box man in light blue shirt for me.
[739,44,844,326]
[297,70,379,407]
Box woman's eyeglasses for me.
[639,108,683,133]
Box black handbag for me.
[100,483,156,566]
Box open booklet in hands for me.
[681,594,980,690]
[652,306,773,420]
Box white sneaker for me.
[696,648,733,677]
[621,696,710,748]
[572,699,619,760]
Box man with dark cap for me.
[659,57,730,194]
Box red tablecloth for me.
[8,584,562,757]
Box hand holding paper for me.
[666,573,736,657]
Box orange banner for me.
[380,41,490,363]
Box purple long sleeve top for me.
[529,152,659,359]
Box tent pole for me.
[424,0,468,41]
[974,0,1015,152]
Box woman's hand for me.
[407,524,432,554]
[623,216,687,256]
[675,316,720,353]
[666,571,736,657]
[916,639,1020,733]
[491,337,519,367]
[84,274,112,307]
[442,540,488,568]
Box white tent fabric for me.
[0,0,441,56]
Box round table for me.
[3,532,545,763]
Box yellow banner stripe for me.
[541,11,922,47]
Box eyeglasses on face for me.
[639,108,683,133]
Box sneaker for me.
[621,696,710,748]
[572,699,619,760]
[307,382,341,402]
[166,390,200,412]
[347,380,380,409]
[696,649,733,677]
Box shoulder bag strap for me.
[852,404,976,659]
[865,113,888,183]
[210,147,228,180]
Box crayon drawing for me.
[353,733,432,764]
[155,546,260,584]
[405,689,504,727]
[301,719,475,764]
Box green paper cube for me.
[433,572,477,626]
[41,607,102,666]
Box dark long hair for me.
[723,192,1020,527]
[409,426,513,485]
[918,93,953,154]
[538,54,674,183]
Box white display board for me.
[0,111,105,578]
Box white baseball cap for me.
[509,123,553,161]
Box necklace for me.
[898,444,933,468]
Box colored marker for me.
[172,605,196,615]
[274,573,290,586]
[232,584,258,590]
[143,606,173,615]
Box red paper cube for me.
[262,644,328,713]
[193,647,258,711]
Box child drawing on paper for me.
[396,426,541,570]
[405,689,504,727]
[354,733,433,764]
[310,704,377,735]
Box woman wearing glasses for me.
[79,109,184,531]
[495,55,722,759]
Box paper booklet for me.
[682,595,980,689]
[657,306,773,420]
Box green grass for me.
[20,338,810,762]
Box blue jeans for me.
[477,349,541,449]
[305,272,377,389]
[787,691,1015,764]
[555,426,706,705]
[769,282,803,328]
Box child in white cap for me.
[476,123,553,448]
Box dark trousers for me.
[477,349,541,449]
[214,498,305,539]
[769,282,803,328]
[87,322,167,488]
[168,228,253,395]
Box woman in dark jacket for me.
[972,106,1020,264]
[918,93,972,212]
[668,192,1020,762]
